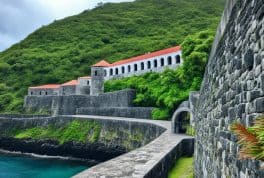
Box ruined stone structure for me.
[194,0,264,177]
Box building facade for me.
[28,45,182,96]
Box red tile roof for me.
[29,84,61,89]
[92,60,111,67]
[109,46,181,67]
[61,80,78,86]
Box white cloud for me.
[0,0,134,51]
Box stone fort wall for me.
[24,89,154,119]
[194,0,264,177]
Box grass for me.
[168,157,194,178]
[14,120,102,144]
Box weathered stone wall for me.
[24,89,136,115]
[194,0,264,177]
[0,116,165,162]
[76,107,154,119]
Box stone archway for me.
[171,104,193,133]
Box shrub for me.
[231,116,264,161]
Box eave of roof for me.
[109,46,181,67]
[29,84,61,89]
[61,80,78,86]
[92,60,111,67]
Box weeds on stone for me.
[231,115,264,161]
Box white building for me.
[28,46,183,96]
[92,46,182,80]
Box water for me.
[0,152,89,178]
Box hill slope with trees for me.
[0,0,226,113]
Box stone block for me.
[255,97,264,112]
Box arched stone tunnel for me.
[171,91,199,133]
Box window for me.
[161,58,164,66]
[147,61,151,69]
[39,91,42,95]
[122,66,125,73]
[168,56,172,65]
[45,91,48,95]
[154,60,158,68]
[104,70,107,76]
[176,55,181,63]
[134,64,138,71]
[31,92,33,95]
[115,68,119,75]
[141,62,144,70]
[128,65,131,73]
[87,81,90,85]
[110,69,113,76]
[94,71,98,76]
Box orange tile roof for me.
[109,46,181,67]
[79,76,91,79]
[92,60,111,67]
[29,84,61,89]
[61,80,78,86]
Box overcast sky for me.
[0,0,134,51]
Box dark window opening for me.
[45,91,48,95]
[39,91,42,95]
[154,60,158,68]
[176,55,181,63]
[168,56,172,65]
[134,64,138,71]
[141,62,144,70]
[104,70,107,76]
[147,61,151,69]
[122,66,125,73]
[87,81,90,85]
[94,71,98,76]
[161,58,164,66]
[31,92,33,95]
[115,68,119,75]
[110,69,113,76]
[128,65,131,73]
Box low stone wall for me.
[0,115,165,162]
[73,116,194,178]
[24,89,136,115]
[0,114,50,119]
[76,107,154,119]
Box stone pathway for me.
[71,115,193,178]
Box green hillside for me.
[0,0,225,113]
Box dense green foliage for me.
[0,0,225,113]
[231,116,264,161]
[14,120,101,144]
[168,157,194,178]
[105,30,215,119]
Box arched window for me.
[94,71,98,76]
[39,91,42,95]
[115,68,119,75]
[110,69,113,76]
[147,61,151,69]
[161,58,164,66]
[134,64,138,71]
[176,55,181,63]
[87,81,90,85]
[168,56,172,65]
[128,65,131,73]
[122,66,125,74]
[31,92,33,95]
[141,62,144,70]
[104,70,107,76]
[154,60,158,68]
[45,91,48,95]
